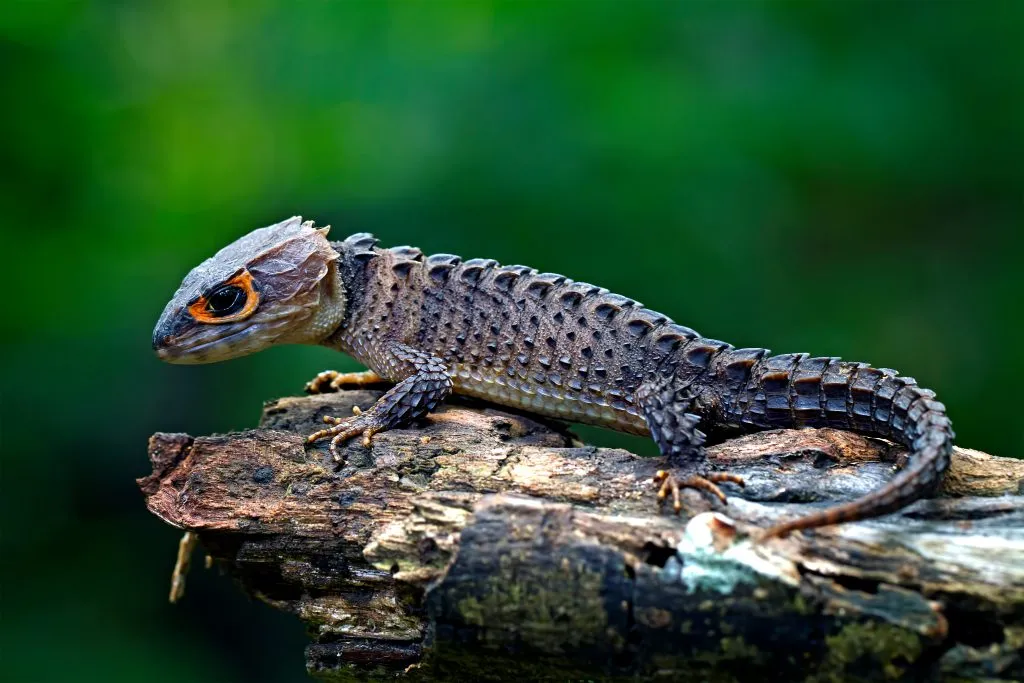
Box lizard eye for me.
[188,270,259,323]
[206,285,245,316]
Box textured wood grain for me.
[141,390,1024,682]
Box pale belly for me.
[449,363,650,435]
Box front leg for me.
[638,376,745,512]
[306,343,452,460]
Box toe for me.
[684,476,727,504]
[708,472,745,488]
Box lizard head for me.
[153,216,346,364]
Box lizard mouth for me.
[153,309,301,364]
[154,325,259,364]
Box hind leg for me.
[305,370,387,394]
[638,376,744,512]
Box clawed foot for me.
[305,370,385,394]
[306,405,387,461]
[653,470,745,513]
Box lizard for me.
[152,216,954,539]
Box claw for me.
[307,409,386,463]
[306,422,336,443]
[305,370,386,394]
[361,426,380,447]
[653,470,682,512]
[304,370,337,394]
[682,476,728,504]
[706,472,745,488]
[652,469,744,512]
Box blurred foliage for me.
[1,1,1021,681]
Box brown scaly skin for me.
[154,217,955,539]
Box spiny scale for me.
[315,236,953,539]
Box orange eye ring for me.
[188,270,260,324]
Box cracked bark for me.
[140,390,1024,682]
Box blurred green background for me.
[2,1,1022,681]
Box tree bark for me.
[140,390,1024,682]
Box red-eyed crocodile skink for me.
[152,216,954,538]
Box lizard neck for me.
[305,260,347,344]
[319,241,377,355]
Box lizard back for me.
[329,240,703,434]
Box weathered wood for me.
[141,390,1024,682]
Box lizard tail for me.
[721,352,955,539]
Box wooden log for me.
[140,390,1024,682]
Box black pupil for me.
[207,286,245,315]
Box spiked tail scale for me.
[731,353,956,538]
